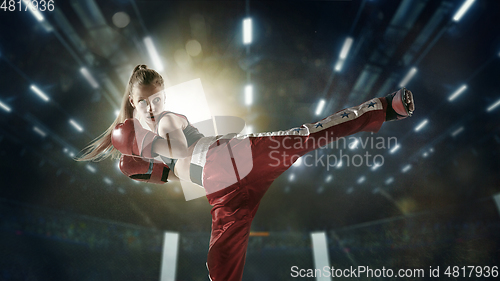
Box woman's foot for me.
[385,88,415,121]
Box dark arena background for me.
[1,0,500,280]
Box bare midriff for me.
[168,139,199,183]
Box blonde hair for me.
[76,65,164,161]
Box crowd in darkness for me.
[0,200,165,252]
[0,200,499,280]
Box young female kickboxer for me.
[78,65,414,281]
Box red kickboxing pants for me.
[193,97,388,281]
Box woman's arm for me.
[153,114,191,159]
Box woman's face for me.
[129,84,165,125]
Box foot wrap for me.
[385,88,414,121]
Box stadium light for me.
[385,177,394,185]
[453,0,475,22]
[22,0,44,22]
[69,119,84,132]
[86,165,96,173]
[349,138,359,150]
[315,99,326,116]
[325,175,333,183]
[30,85,50,102]
[103,177,113,185]
[339,37,353,59]
[288,173,295,182]
[371,163,382,171]
[334,37,353,72]
[390,144,400,154]
[33,126,46,137]
[448,85,467,101]
[80,67,99,89]
[144,36,164,72]
[357,176,366,184]
[399,67,417,87]
[451,126,464,137]
[243,18,252,44]
[401,164,412,173]
[334,60,344,72]
[414,119,428,132]
[486,98,500,112]
[0,101,11,113]
[245,85,253,106]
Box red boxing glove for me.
[111,118,159,159]
[119,155,170,184]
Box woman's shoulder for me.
[157,111,189,129]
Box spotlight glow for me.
[448,85,467,101]
[144,36,164,72]
[339,37,354,60]
[80,67,99,89]
[245,85,253,106]
[243,18,252,44]
[30,85,50,102]
[401,164,412,173]
[357,176,366,184]
[414,119,428,132]
[334,60,345,72]
[349,138,359,150]
[486,98,500,112]
[86,165,96,173]
[371,163,382,171]
[451,126,464,137]
[385,177,394,185]
[453,0,475,22]
[390,144,400,154]
[325,175,333,183]
[69,119,84,132]
[399,67,417,87]
[315,99,326,116]
[289,173,295,182]
[22,0,44,22]
[0,101,11,112]
[33,126,46,137]
[103,177,113,185]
